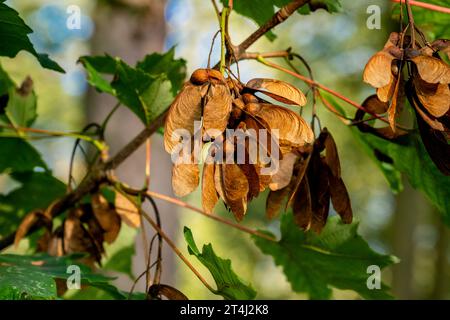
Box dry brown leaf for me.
[329,174,353,224]
[14,210,51,248]
[203,83,232,136]
[214,164,227,201]
[376,77,397,103]
[91,193,121,243]
[309,158,330,233]
[239,163,260,200]
[266,187,290,220]
[256,104,314,148]
[115,192,141,228]
[322,129,341,178]
[172,161,199,197]
[363,50,395,88]
[63,213,101,264]
[286,152,312,209]
[364,94,390,114]
[412,55,450,84]
[387,75,402,131]
[246,78,307,106]
[222,164,249,221]
[269,152,297,191]
[293,176,312,231]
[414,78,450,117]
[164,82,202,153]
[201,162,219,214]
[148,284,189,300]
[47,227,64,257]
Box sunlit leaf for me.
[254,214,397,299]
[183,227,256,300]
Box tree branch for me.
[236,0,310,57]
[0,111,168,251]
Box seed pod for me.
[246,78,307,106]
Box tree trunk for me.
[87,0,177,292]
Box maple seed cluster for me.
[14,192,140,266]
[267,128,352,232]
[163,68,353,230]
[363,32,450,175]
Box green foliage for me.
[222,0,341,41]
[0,64,37,129]
[254,214,397,300]
[103,223,137,279]
[392,0,450,39]
[0,172,65,237]
[0,254,122,300]
[79,48,186,126]
[0,0,64,72]
[0,138,46,173]
[183,227,257,300]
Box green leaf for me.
[0,63,14,96]
[78,56,115,95]
[183,227,257,300]
[0,138,46,173]
[254,214,397,300]
[4,83,37,128]
[221,0,277,41]
[0,1,64,73]
[136,47,187,95]
[103,223,137,279]
[0,172,65,238]
[356,132,450,225]
[79,50,186,125]
[0,254,121,300]
[392,0,450,39]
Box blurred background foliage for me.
[0,0,448,299]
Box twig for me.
[391,0,450,14]
[0,124,105,150]
[145,138,151,190]
[239,50,291,60]
[236,0,310,56]
[405,0,416,49]
[256,56,401,127]
[116,189,216,292]
[146,191,276,242]
[0,111,168,251]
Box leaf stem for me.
[220,7,229,74]
[115,188,216,292]
[146,190,277,242]
[391,0,450,14]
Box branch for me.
[146,191,276,242]
[235,0,310,57]
[240,50,291,60]
[0,111,168,251]
[116,188,216,292]
[391,0,450,14]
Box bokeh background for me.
[1,0,449,299]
